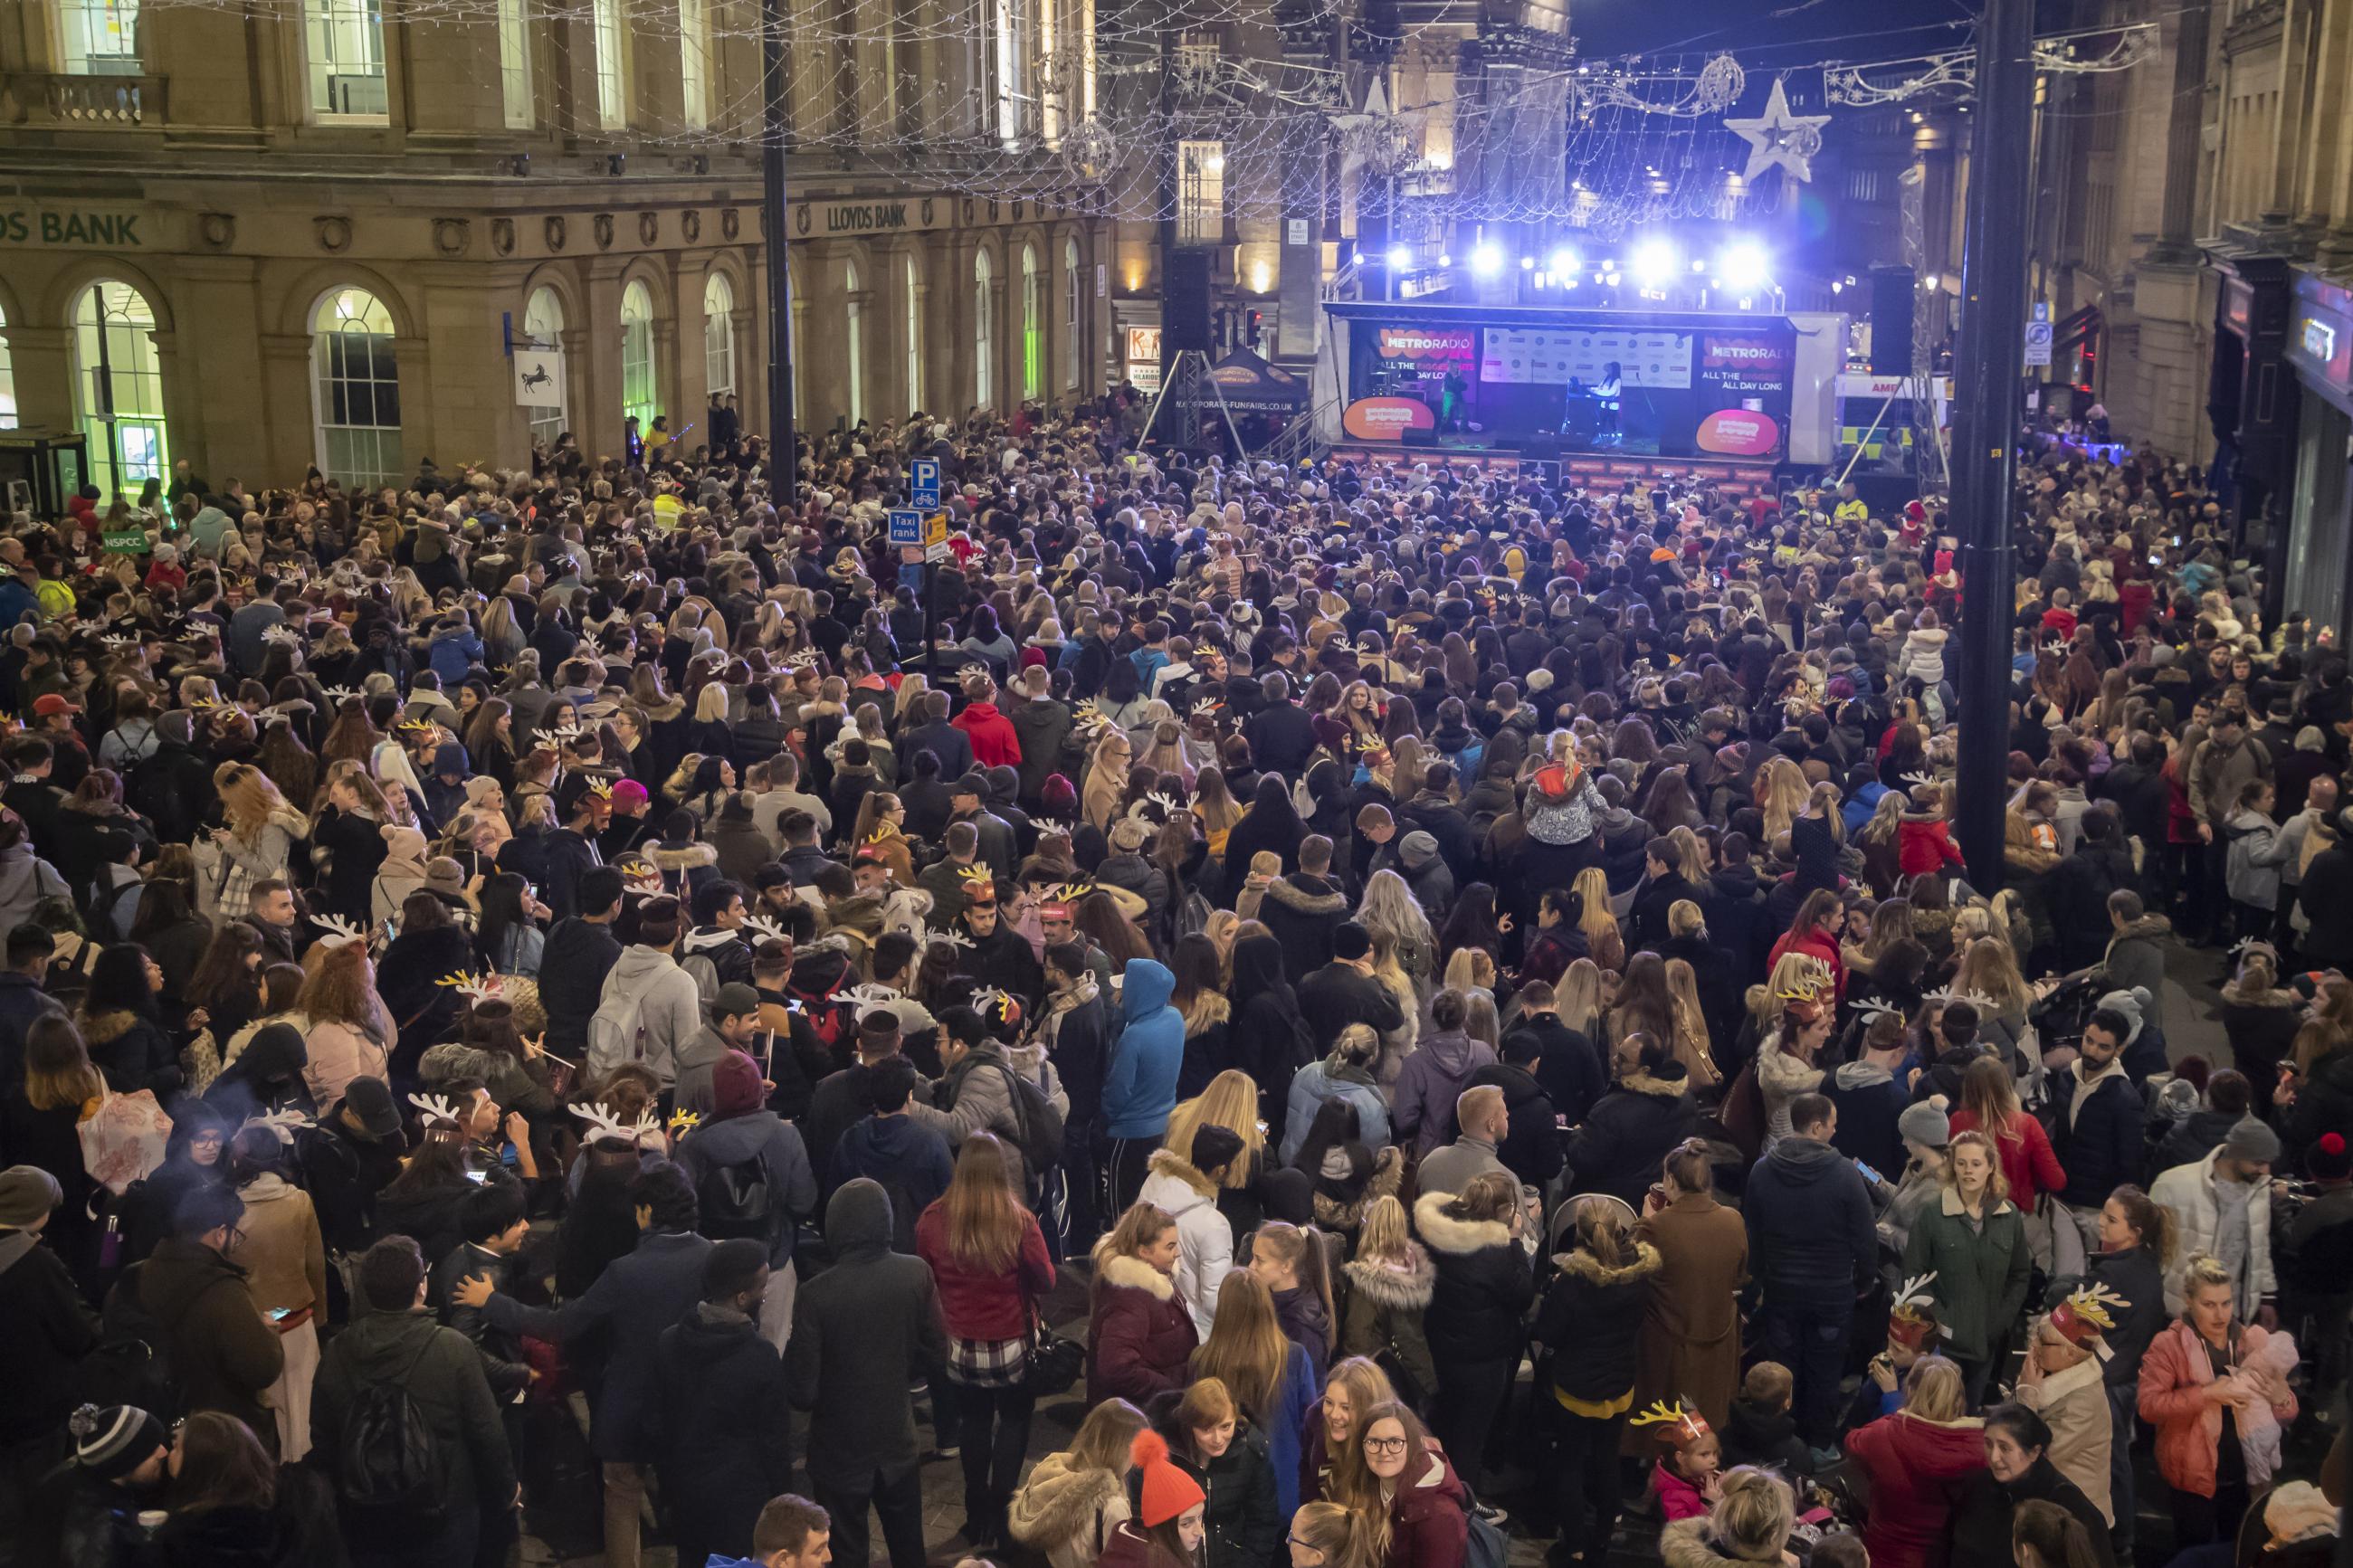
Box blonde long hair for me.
[1572,868,1619,952]
[1757,755,1810,844]
[1557,958,1605,1037]
[1081,731,1132,831]
[1163,1069,1264,1191]
[215,763,298,843]
[1953,937,2033,1016]
[1191,1271,1294,1426]
[1663,958,1720,1088]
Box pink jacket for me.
[2138,1318,2299,1497]
[1653,1459,1710,1521]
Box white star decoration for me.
[1724,78,1832,185]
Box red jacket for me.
[2120,579,2157,635]
[2139,1319,2300,1497]
[913,1202,1054,1341]
[954,701,1024,768]
[1897,818,1967,879]
[1945,1109,2067,1211]
[1386,1443,1470,1568]
[1086,1253,1198,1409]
[1766,927,1845,1001]
[1846,1411,1988,1568]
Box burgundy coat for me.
[1386,1442,1470,1568]
[1086,1253,1199,1409]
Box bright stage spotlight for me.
[1386,245,1412,270]
[1629,238,1677,288]
[1471,242,1504,277]
[1548,248,1578,275]
[1720,241,1770,291]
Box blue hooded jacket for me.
[1100,959,1182,1139]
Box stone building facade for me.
[0,0,1114,497]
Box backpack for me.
[335,1334,447,1541]
[128,751,195,844]
[989,1061,1066,1173]
[585,966,662,1076]
[696,1149,778,1243]
[81,1263,188,1421]
[1460,1484,1508,1568]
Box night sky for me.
[1572,0,1977,68]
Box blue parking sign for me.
[910,459,941,509]
[888,508,923,546]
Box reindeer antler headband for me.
[1628,1399,1711,1448]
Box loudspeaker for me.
[1163,251,1214,356]
[1869,267,1916,375]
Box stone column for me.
[256,333,315,485]
[168,257,268,483]
[583,261,626,457]
[4,327,76,447]
[2151,0,2215,261]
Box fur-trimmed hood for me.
[653,841,719,872]
[1266,875,1349,916]
[1549,1240,1663,1285]
[1145,1145,1220,1198]
[77,1008,147,1047]
[1098,1250,1176,1300]
[1413,1187,1515,1256]
[1007,1452,1129,1554]
[2109,913,2172,946]
[1662,1516,1785,1568]
[1616,1069,1689,1100]
[1341,1245,1436,1309]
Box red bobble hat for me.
[1131,1430,1205,1526]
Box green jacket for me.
[1900,1187,2031,1364]
[311,1306,516,1514]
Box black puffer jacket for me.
[1565,1069,1700,1207]
[1151,1410,1281,1568]
[1413,1189,1534,1372]
[1534,1240,1663,1403]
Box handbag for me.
[1023,1311,1086,1396]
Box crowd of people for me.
[0,397,2348,1568]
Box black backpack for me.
[696,1150,777,1243]
[335,1335,447,1541]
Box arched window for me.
[703,272,735,402]
[310,287,401,489]
[904,255,923,413]
[71,280,169,498]
[621,280,656,431]
[522,286,567,451]
[1021,244,1042,402]
[844,261,864,426]
[0,303,15,430]
[1063,238,1082,390]
[974,250,995,410]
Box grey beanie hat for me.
[0,1164,62,1228]
[1398,830,1441,870]
[1898,1100,1950,1150]
[2222,1117,2283,1165]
